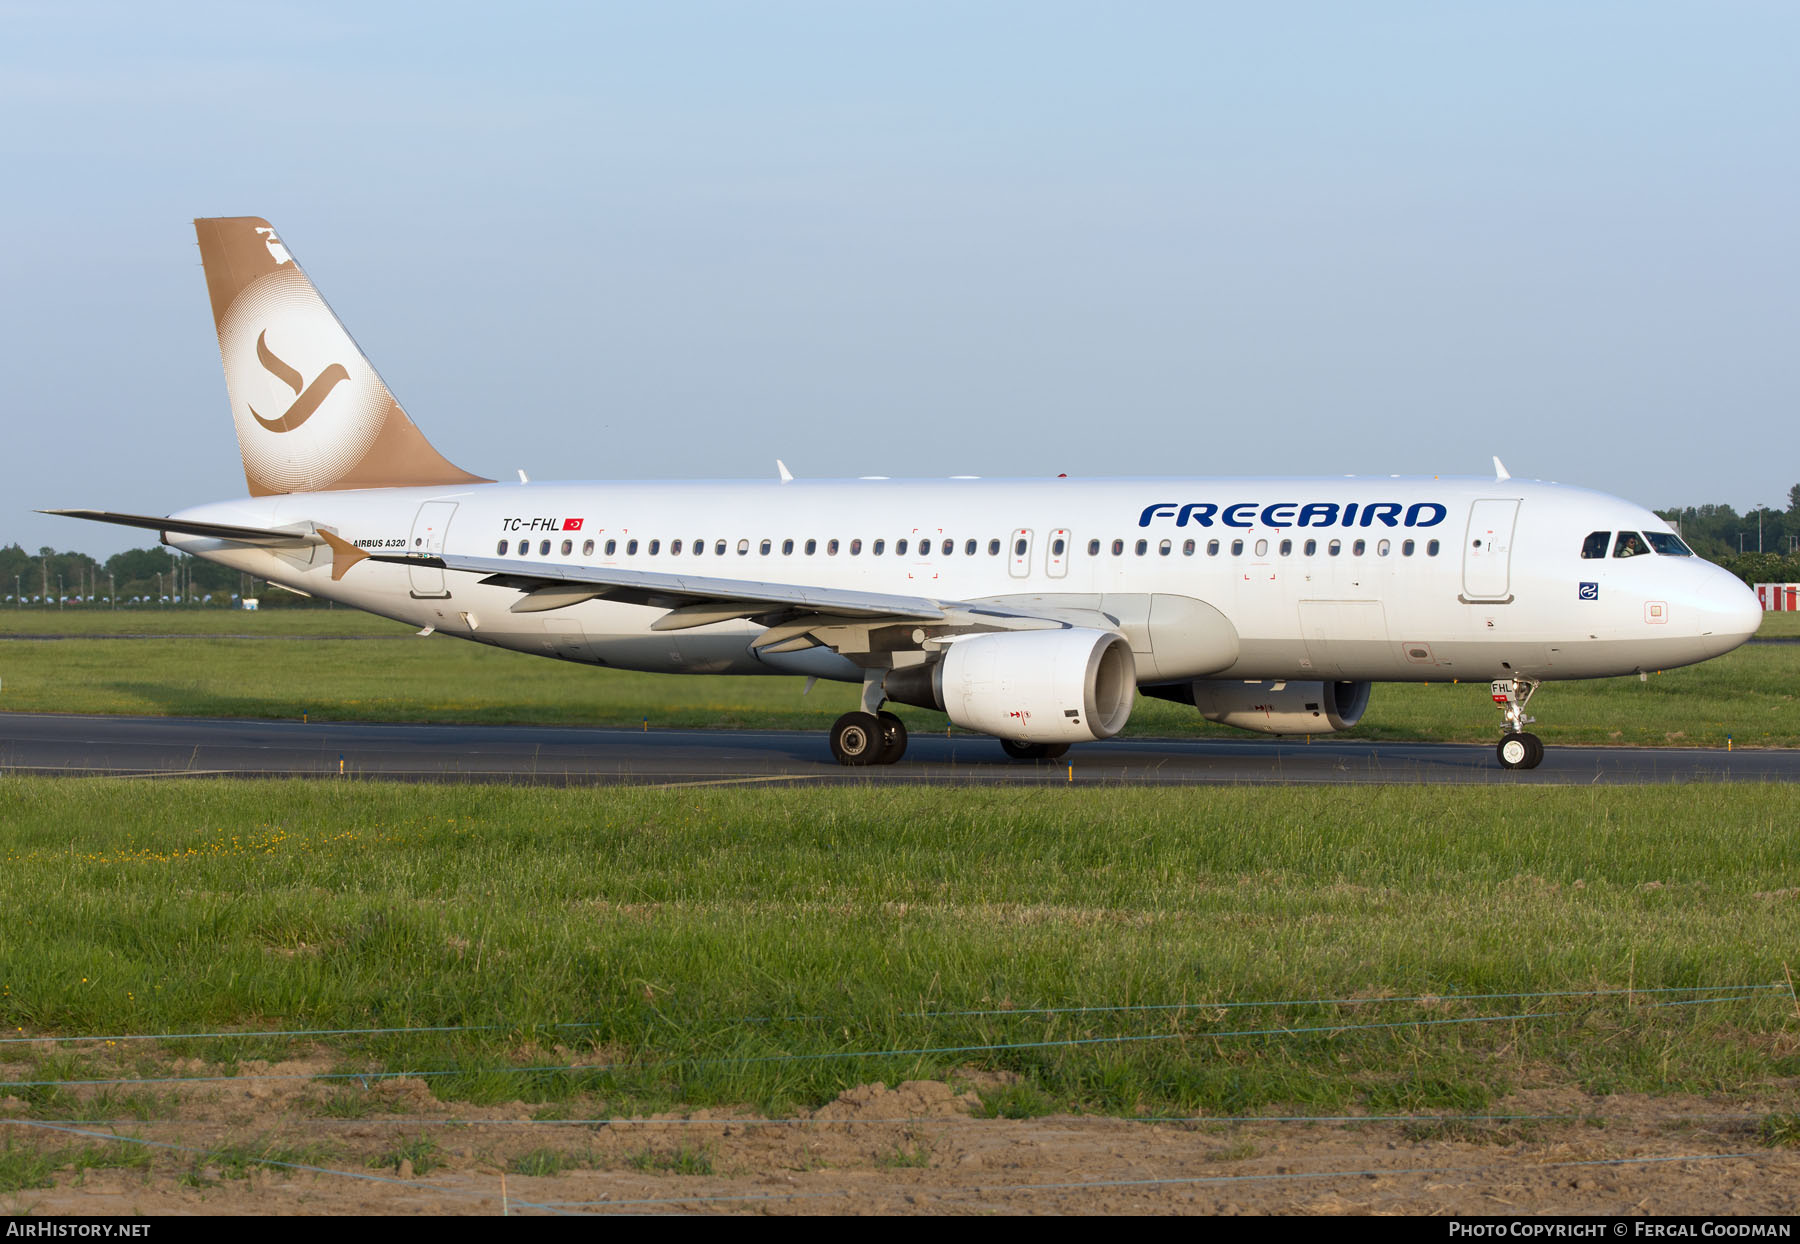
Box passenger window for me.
[1303,539,1316,556]
[1328,539,1341,556]
[805,539,817,555]
[897,539,909,556]
[1581,531,1611,559]
[1052,538,1066,556]
[1229,539,1243,556]
[1112,539,1124,556]
[1427,539,1440,556]
[966,539,978,556]
[496,540,509,555]
[583,539,595,556]
[758,539,770,555]
[1613,531,1649,558]
[671,539,683,555]
[1183,539,1195,556]
[1279,539,1292,556]
[693,539,704,555]
[988,539,1001,556]
[561,539,573,555]
[849,539,862,555]
[737,539,749,555]
[648,539,660,555]
[782,539,794,555]
[1158,539,1171,556]
[827,539,840,555]
[1088,539,1101,556]
[1254,539,1268,556]
[1353,539,1366,556]
[1401,539,1414,556]
[1377,539,1390,556]
[1207,539,1220,556]
[873,539,885,556]
[539,540,551,556]
[1134,540,1148,556]
[1016,538,1029,556]
[943,539,954,556]
[715,540,726,555]
[625,539,637,555]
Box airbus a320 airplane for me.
[50,218,1763,770]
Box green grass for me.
[1758,611,1800,639]
[1,608,1796,745]
[626,1145,713,1175]
[0,608,405,637]
[369,1137,441,1176]
[0,778,1795,1121]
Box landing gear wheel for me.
[1496,732,1543,770]
[1490,678,1546,771]
[830,712,883,766]
[1000,740,1071,762]
[876,711,908,765]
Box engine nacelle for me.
[1189,679,1371,735]
[885,628,1136,743]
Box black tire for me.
[1000,739,1070,762]
[830,711,883,766]
[1521,733,1544,769]
[876,711,908,765]
[1496,734,1533,770]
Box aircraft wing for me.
[339,539,1072,656]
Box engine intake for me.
[1186,678,1371,735]
[884,628,1136,743]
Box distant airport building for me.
[1754,584,1799,611]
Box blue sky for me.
[4,2,1796,556]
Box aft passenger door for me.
[1462,499,1519,603]
[408,501,457,598]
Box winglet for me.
[1493,456,1511,482]
[319,530,370,581]
[777,460,794,484]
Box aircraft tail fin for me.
[193,216,490,497]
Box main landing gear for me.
[1000,739,1069,762]
[829,675,909,766]
[1491,677,1544,770]
[829,711,908,766]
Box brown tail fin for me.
[194,217,490,496]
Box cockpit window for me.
[1644,531,1693,556]
[1613,531,1650,558]
[1581,531,1610,559]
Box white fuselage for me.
[167,474,1762,687]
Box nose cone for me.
[1697,566,1762,656]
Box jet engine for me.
[1186,678,1371,735]
[884,628,1136,743]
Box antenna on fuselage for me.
[776,460,794,484]
[1493,457,1511,482]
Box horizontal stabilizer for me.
[41,509,319,547]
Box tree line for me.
[1658,482,1800,585]
[0,543,298,607]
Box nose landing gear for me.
[1492,677,1544,770]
